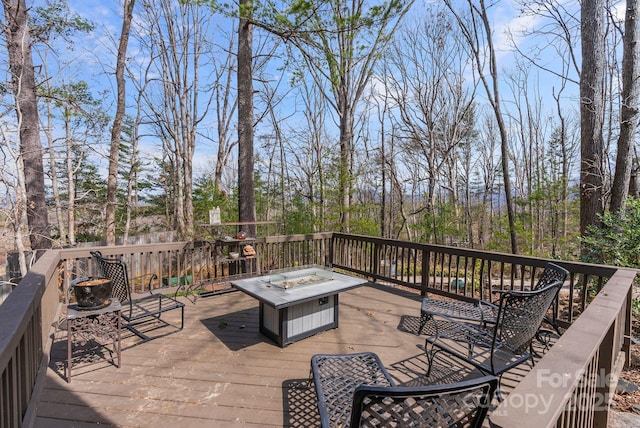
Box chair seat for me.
[311,352,497,428]
[423,315,532,376]
[312,352,394,427]
[124,293,184,323]
[420,298,497,332]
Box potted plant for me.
[72,277,113,309]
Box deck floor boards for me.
[36,282,538,427]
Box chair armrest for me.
[478,299,498,309]
[125,273,158,295]
[147,274,158,294]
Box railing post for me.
[594,324,615,428]
[624,286,632,369]
[372,242,381,278]
[421,250,430,296]
[329,234,335,267]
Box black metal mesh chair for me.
[418,262,569,334]
[423,281,563,393]
[90,251,185,341]
[311,352,497,428]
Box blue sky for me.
[47,0,622,182]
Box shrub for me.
[581,199,640,268]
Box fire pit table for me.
[231,265,367,347]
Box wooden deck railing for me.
[0,232,634,428]
[0,250,61,428]
[331,233,624,330]
[330,233,634,427]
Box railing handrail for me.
[57,242,190,259]
[332,232,620,277]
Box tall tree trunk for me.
[106,0,135,245]
[2,0,51,252]
[580,0,606,235]
[338,108,353,232]
[64,115,76,246]
[480,5,518,255]
[14,154,28,276]
[610,0,640,214]
[378,101,388,238]
[238,0,256,237]
[123,84,146,241]
[43,109,66,245]
[631,157,639,197]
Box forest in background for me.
[0,0,638,276]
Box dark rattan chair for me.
[91,251,185,341]
[423,281,563,393]
[418,262,569,335]
[311,352,497,428]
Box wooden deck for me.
[36,282,535,427]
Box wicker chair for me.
[90,251,185,341]
[311,352,497,428]
[423,281,563,393]
[418,262,569,335]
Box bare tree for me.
[386,9,474,243]
[41,77,66,246]
[610,0,640,213]
[371,69,394,239]
[513,0,581,85]
[0,127,28,276]
[31,1,93,248]
[475,111,500,247]
[211,24,238,196]
[124,37,165,239]
[1,0,50,252]
[260,0,413,232]
[505,63,548,253]
[551,71,576,245]
[580,0,606,235]
[284,76,332,232]
[445,0,518,254]
[238,0,256,237]
[137,0,213,237]
[106,0,135,245]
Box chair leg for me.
[126,324,151,341]
[306,370,314,388]
[533,328,558,357]
[495,374,506,402]
[418,312,431,335]
[424,340,440,378]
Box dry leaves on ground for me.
[613,329,640,413]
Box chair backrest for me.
[495,281,563,354]
[533,262,569,290]
[350,375,497,428]
[90,251,132,304]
